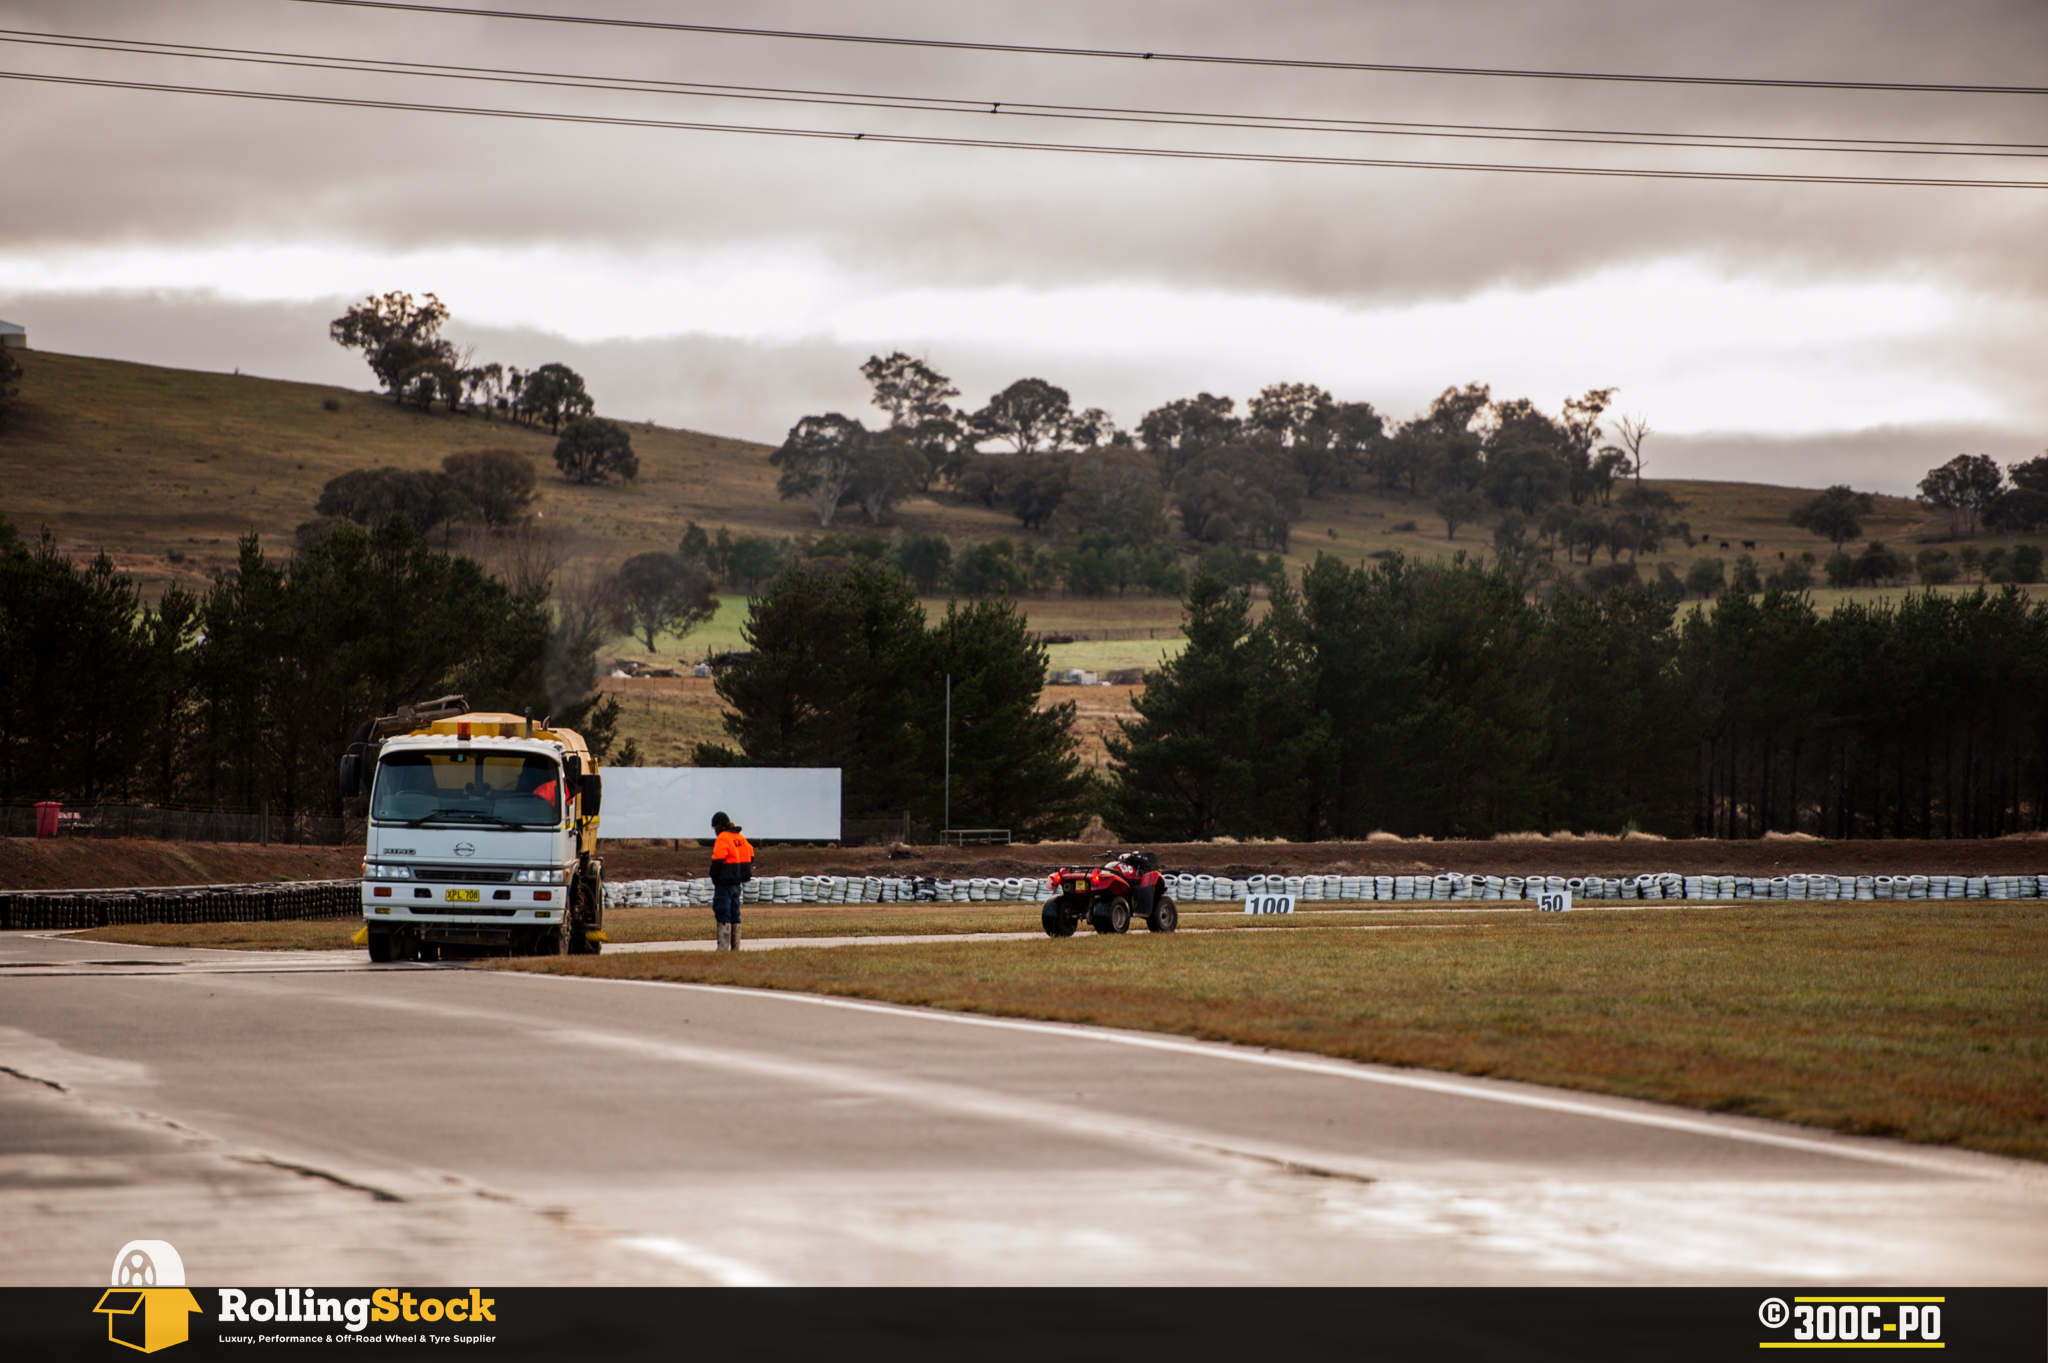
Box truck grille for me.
[412,865,517,884]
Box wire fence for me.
[841,814,940,846]
[0,879,362,931]
[1029,627,1184,644]
[0,804,365,846]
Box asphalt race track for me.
[3,930,2044,1287]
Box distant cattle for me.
[1742,540,1757,549]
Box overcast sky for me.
[3,0,2044,492]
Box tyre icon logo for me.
[116,1248,157,1287]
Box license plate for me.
[445,889,480,902]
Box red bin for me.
[33,801,60,838]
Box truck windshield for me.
[370,751,564,827]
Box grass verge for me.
[496,901,2048,1162]
[69,921,361,950]
[57,903,1689,950]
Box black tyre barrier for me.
[0,879,361,931]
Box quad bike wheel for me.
[1090,896,1133,934]
[1146,895,1179,933]
[1042,898,1079,938]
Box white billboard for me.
[595,767,842,841]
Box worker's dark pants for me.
[712,883,743,926]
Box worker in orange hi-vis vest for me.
[709,811,755,951]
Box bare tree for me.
[451,518,565,599]
[546,562,615,718]
[1614,414,1652,493]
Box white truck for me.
[339,696,606,962]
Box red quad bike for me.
[1043,851,1178,937]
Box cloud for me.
[0,0,2042,472]
[4,285,2035,494]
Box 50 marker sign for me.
[1758,1295,1943,1347]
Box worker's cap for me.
[710,811,732,831]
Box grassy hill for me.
[0,349,1033,595]
[4,349,1991,603]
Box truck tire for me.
[1146,895,1179,933]
[1091,897,1132,934]
[538,923,568,956]
[1042,899,1077,938]
[366,930,394,963]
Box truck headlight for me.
[513,869,566,884]
[363,864,414,880]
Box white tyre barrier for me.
[604,859,2030,923]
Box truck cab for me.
[344,701,604,961]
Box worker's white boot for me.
[715,923,731,952]
[731,922,743,951]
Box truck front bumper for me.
[362,881,567,941]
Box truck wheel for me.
[1042,900,1077,938]
[1146,895,1179,933]
[539,923,568,956]
[366,930,394,963]
[1091,897,1132,934]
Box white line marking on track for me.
[617,1236,786,1287]
[511,972,2048,1185]
[328,989,1398,1181]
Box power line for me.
[7,67,2045,189]
[284,0,2048,97]
[8,29,2046,161]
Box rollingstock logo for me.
[1758,1295,1945,1348]
[88,1238,497,1352]
[217,1287,497,1333]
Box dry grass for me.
[499,901,2048,1162]
[64,902,1515,951]
[600,903,1047,941]
[71,920,360,950]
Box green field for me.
[499,901,2048,1163]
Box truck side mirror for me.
[338,751,362,800]
[564,754,583,784]
[579,772,602,817]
